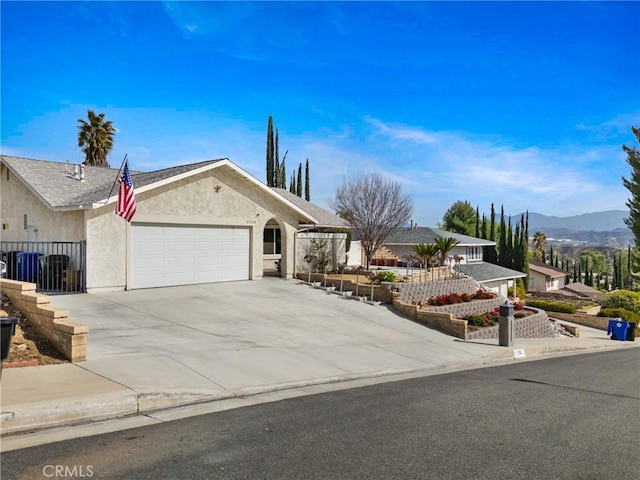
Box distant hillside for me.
[540,228,633,248]
[514,210,627,232]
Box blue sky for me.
[1,1,638,227]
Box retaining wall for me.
[397,278,480,303]
[466,308,553,340]
[548,311,640,336]
[0,279,88,362]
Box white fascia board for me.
[91,159,319,224]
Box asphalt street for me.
[2,349,638,480]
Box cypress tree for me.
[628,245,632,289]
[266,116,275,186]
[497,206,507,267]
[622,126,640,246]
[490,204,496,241]
[296,163,303,197]
[549,245,554,267]
[475,206,480,238]
[507,216,514,269]
[481,214,487,240]
[484,204,498,265]
[304,159,310,201]
[513,223,523,273]
[279,152,287,189]
[274,128,280,188]
[520,212,529,291]
[578,263,582,284]
[289,173,296,193]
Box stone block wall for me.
[549,312,609,330]
[391,293,468,339]
[0,279,88,362]
[422,296,506,319]
[466,308,553,340]
[542,311,639,337]
[397,278,480,304]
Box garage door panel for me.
[131,225,249,289]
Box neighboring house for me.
[561,282,606,302]
[356,226,526,297]
[528,260,568,293]
[381,227,494,266]
[0,156,346,292]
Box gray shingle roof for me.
[1,155,223,208]
[271,188,348,228]
[529,259,567,278]
[459,262,526,282]
[385,227,495,246]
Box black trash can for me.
[627,322,637,341]
[1,317,18,361]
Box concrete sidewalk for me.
[1,278,637,446]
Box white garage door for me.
[131,225,250,289]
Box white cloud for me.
[362,118,628,224]
[576,111,640,140]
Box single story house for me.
[528,259,568,293]
[561,282,606,302]
[361,226,526,297]
[0,156,346,292]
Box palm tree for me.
[434,236,460,267]
[532,231,547,262]
[412,243,440,281]
[77,110,116,167]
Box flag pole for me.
[105,154,128,203]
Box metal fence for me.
[0,241,86,294]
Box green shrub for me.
[508,279,527,299]
[375,271,397,283]
[598,308,640,323]
[601,290,640,314]
[525,299,576,314]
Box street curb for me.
[1,342,637,441]
[1,388,139,435]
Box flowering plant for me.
[428,289,496,306]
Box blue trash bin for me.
[607,319,629,341]
[16,252,42,283]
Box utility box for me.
[499,302,514,347]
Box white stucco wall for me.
[482,279,511,298]
[0,164,84,242]
[346,240,363,266]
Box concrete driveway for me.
[50,277,505,402]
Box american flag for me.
[116,160,137,222]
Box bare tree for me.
[332,172,413,270]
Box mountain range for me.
[512,210,632,248]
[515,210,627,232]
